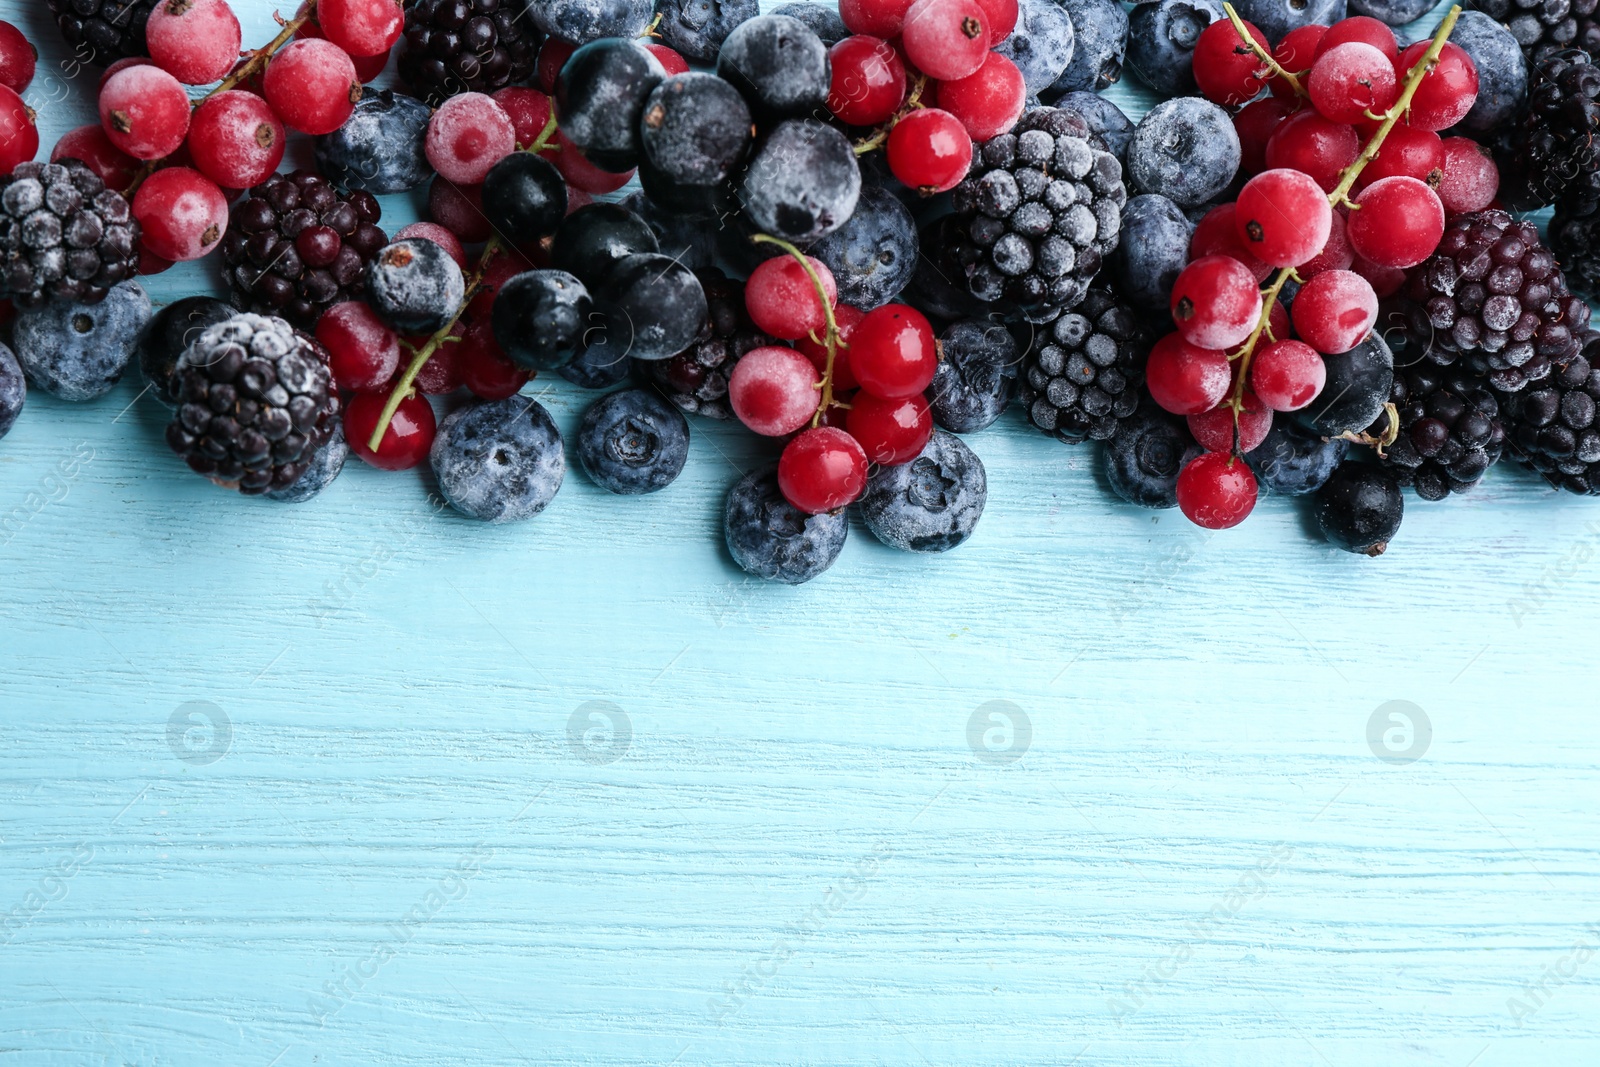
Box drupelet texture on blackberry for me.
[1396,209,1589,393]
[165,313,342,494]
[1499,329,1600,493]
[641,270,774,420]
[1378,366,1506,500]
[219,171,387,330]
[945,107,1127,323]
[0,160,140,309]
[1548,201,1600,295]
[1478,0,1600,64]
[397,0,542,104]
[46,0,155,66]
[1017,285,1149,443]
[1495,49,1600,212]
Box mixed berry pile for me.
[0,0,1597,581]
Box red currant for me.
[0,20,35,94]
[936,52,1026,143]
[292,3,389,81]
[1264,109,1359,192]
[1346,175,1444,268]
[796,303,863,391]
[147,0,241,85]
[645,43,690,75]
[1268,299,1290,343]
[1396,41,1478,132]
[886,108,972,194]
[132,167,229,262]
[396,222,467,268]
[850,304,937,399]
[1269,25,1325,98]
[729,346,822,436]
[345,390,436,471]
[428,177,491,243]
[1355,122,1442,190]
[841,0,917,39]
[317,300,401,393]
[973,0,1018,43]
[1190,204,1270,282]
[1233,96,1295,175]
[1316,16,1397,60]
[1352,253,1407,299]
[1171,255,1264,350]
[1146,332,1231,415]
[457,319,531,401]
[51,125,140,193]
[1234,168,1333,268]
[1176,452,1257,529]
[552,130,634,193]
[1193,18,1271,106]
[467,248,537,319]
[537,39,575,92]
[318,0,404,57]
[1298,209,1355,277]
[1309,42,1398,125]
[1438,136,1498,214]
[779,426,870,514]
[264,39,361,135]
[1188,388,1273,453]
[745,255,838,340]
[412,337,463,395]
[99,64,189,161]
[492,87,553,150]
[187,91,286,191]
[1291,268,1378,354]
[427,92,516,184]
[0,87,35,176]
[1250,339,1326,411]
[847,391,933,464]
[902,0,989,81]
[827,35,907,127]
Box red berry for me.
[51,125,140,193]
[1146,332,1232,415]
[98,57,152,91]
[1396,41,1478,132]
[132,167,228,262]
[1190,203,1270,283]
[1269,25,1326,99]
[827,35,908,127]
[536,39,576,94]
[1298,209,1355,277]
[1308,42,1397,125]
[841,0,917,38]
[972,0,1018,45]
[317,300,401,392]
[846,391,932,464]
[886,108,972,194]
[746,255,838,340]
[729,345,822,436]
[1438,136,1499,213]
[99,64,189,161]
[0,21,35,94]
[345,391,436,470]
[412,337,462,394]
[428,177,491,243]
[187,91,286,190]
[293,3,390,81]
[396,222,467,268]
[936,52,1026,143]
[1268,298,1290,343]
[644,43,690,75]
[901,0,989,80]
[147,0,241,85]
[1264,109,1359,192]
[467,247,537,318]
[1352,254,1406,299]
[1193,18,1271,106]
[1315,15,1396,60]
[551,130,633,193]
[264,39,361,135]
[1171,255,1264,350]
[1250,339,1326,411]
[1233,96,1295,175]
[1176,451,1257,529]
[779,426,869,513]
[1355,122,1442,190]
[139,246,174,277]
[318,0,404,57]
[457,318,530,400]
[1188,388,1273,453]
[1291,268,1378,354]
[492,87,553,149]
[427,92,515,184]
[1346,175,1444,268]
[850,303,937,399]
[1235,168,1333,267]
[796,303,863,391]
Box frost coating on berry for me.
[577,387,691,495]
[929,318,1019,434]
[995,0,1076,95]
[1449,11,1527,137]
[1042,0,1126,95]
[146,0,241,85]
[0,159,141,308]
[859,429,986,552]
[0,342,23,439]
[426,92,515,184]
[717,15,831,120]
[98,63,189,160]
[1127,96,1241,208]
[266,420,349,503]
[556,38,667,173]
[366,238,466,334]
[431,397,565,523]
[316,91,433,194]
[738,119,862,244]
[724,465,848,584]
[655,0,760,65]
[532,0,656,45]
[810,184,917,311]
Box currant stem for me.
[366,236,504,452]
[527,111,560,154]
[750,233,840,428]
[1221,2,1304,98]
[852,73,929,156]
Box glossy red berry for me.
[1438,136,1498,213]
[1269,25,1326,99]
[1291,269,1378,354]
[1264,110,1360,192]
[796,303,863,392]
[936,52,1026,142]
[0,21,36,94]
[318,0,404,57]
[317,300,401,392]
[1146,332,1231,415]
[729,346,823,436]
[645,43,690,75]
[1298,210,1355,278]
[99,64,190,160]
[132,167,229,262]
[827,35,907,127]
[973,0,1018,44]
[551,130,633,193]
[1176,452,1257,529]
[1235,168,1333,268]
[850,304,937,399]
[264,39,361,135]
[1396,41,1478,132]
[492,87,554,149]
[1190,203,1270,283]
[147,0,241,85]
[345,391,436,471]
[841,0,917,38]
[779,426,870,513]
[1316,15,1396,60]
[187,91,286,190]
[1346,175,1445,268]
[51,125,140,193]
[457,319,530,400]
[847,391,933,465]
[1193,18,1271,106]
[1308,42,1397,125]
[396,222,467,268]
[746,255,838,340]
[1188,389,1273,453]
[1250,339,1326,411]
[1170,255,1264,350]
[1356,123,1443,190]
[886,108,972,194]
[902,0,989,80]
[1233,96,1295,175]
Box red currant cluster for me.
[1151,7,1490,531]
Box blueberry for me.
[0,342,23,440]
[770,2,848,45]
[927,319,1020,434]
[637,155,740,218]
[1298,332,1394,437]
[717,15,831,122]
[315,91,433,195]
[591,253,708,362]
[724,464,848,583]
[577,387,690,494]
[1043,0,1127,96]
[139,295,234,407]
[482,152,567,247]
[1346,0,1432,24]
[1230,0,1346,44]
[551,204,659,289]
[266,420,349,503]
[996,0,1077,96]
[1127,0,1224,97]
[738,119,862,244]
[1448,12,1527,138]
[431,396,566,523]
[860,430,987,553]
[559,340,634,389]
[1052,90,1135,164]
[556,39,666,173]
[532,0,655,45]
[493,270,593,371]
[654,0,761,65]
[639,73,753,189]
[1126,97,1240,208]
[366,239,465,334]
[619,191,718,271]
[1314,461,1403,556]
[1244,418,1348,496]
[1105,403,1202,509]
[809,183,917,310]
[13,281,152,402]
[1112,193,1193,311]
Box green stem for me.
[1221,2,1304,98]
[750,234,840,428]
[527,111,559,154]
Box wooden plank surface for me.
[3,2,1599,1064]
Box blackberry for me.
[45,0,155,67]
[397,0,542,104]
[945,107,1127,322]
[219,171,388,330]
[1499,330,1600,493]
[641,270,773,420]
[1495,49,1600,211]
[1395,209,1589,393]
[165,313,341,495]
[0,160,140,309]
[1017,286,1148,443]
[1378,367,1506,500]
[1548,201,1600,294]
[1478,0,1600,64]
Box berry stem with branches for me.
[750,233,845,427]
[1220,2,1305,98]
[853,74,929,155]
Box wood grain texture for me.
[3,2,1600,1065]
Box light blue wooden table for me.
[3,2,1598,1064]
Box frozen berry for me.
[426,91,515,184]
[366,238,465,333]
[264,38,362,135]
[99,63,189,160]
[147,0,241,85]
[729,345,821,435]
[188,91,286,191]
[132,167,228,262]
